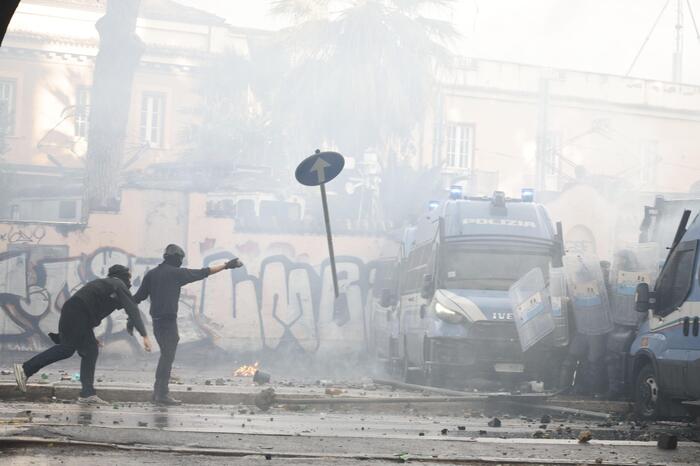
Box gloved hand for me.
[126,318,134,336]
[225,258,244,270]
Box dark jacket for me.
[133,262,209,320]
[71,277,148,336]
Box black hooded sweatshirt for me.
[71,277,148,336]
[133,262,210,320]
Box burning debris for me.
[234,363,260,377]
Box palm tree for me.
[85,0,144,211]
[271,0,458,160]
[183,40,290,169]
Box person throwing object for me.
[133,244,243,405]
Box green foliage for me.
[272,0,458,157]
[184,48,289,167]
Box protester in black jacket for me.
[133,244,242,405]
[14,265,151,404]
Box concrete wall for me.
[0,189,389,357]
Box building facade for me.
[424,57,700,197]
[0,0,257,221]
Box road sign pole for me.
[320,183,339,298]
[295,150,344,300]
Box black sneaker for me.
[153,395,182,406]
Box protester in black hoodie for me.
[14,265,151,404]
[133,244,242,405]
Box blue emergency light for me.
[521,188,535,202]
[449,185,463,200]
[428,200,440,211]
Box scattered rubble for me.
[254,388,276,412]
[578,430,593,443]
[253,370,271,385]
[657,433,678,450]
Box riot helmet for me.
[615,249,639,271]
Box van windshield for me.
[440,245,551,291]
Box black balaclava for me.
[108,264,132,288]
[163,244,185,267]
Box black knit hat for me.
[108,264,131,281]
[163,244,185,259]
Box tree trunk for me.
[0,0,21,46]
[86,0,143,211]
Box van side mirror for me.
[635,282,656,313]
[421,274,435,299]
[379,288,395,308]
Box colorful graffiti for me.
[0,245,378,356]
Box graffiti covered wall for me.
[0,190,391,357]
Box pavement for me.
[1,360,699,465]
[1,401,699,465]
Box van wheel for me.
[634,364,665,420]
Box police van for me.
[631,208,700,419]
[373,188,567,387]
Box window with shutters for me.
[140,92,165,147]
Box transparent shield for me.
[508,267,555,352]
[610,243,660,326]
[548,266,570,347]
[563,254,613,335]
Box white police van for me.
[631,209,700,419]
[371,188,568,388]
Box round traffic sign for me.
[295,150,345,186]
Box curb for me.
[0,382,259,405]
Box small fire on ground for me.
[233,362,259,377]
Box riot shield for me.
[548,265,570,347]
[610,243,660,326]
[509,267,555,352]
[563,254,613,335]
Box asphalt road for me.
[1,400,699,465]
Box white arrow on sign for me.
[310,156,331,184]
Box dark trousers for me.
[153,318,179,397]
[605,326,636,397]
[23,299,98,398]
[559,333,607,394]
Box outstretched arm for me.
[177,258,244,285]
[209,258,243,276]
